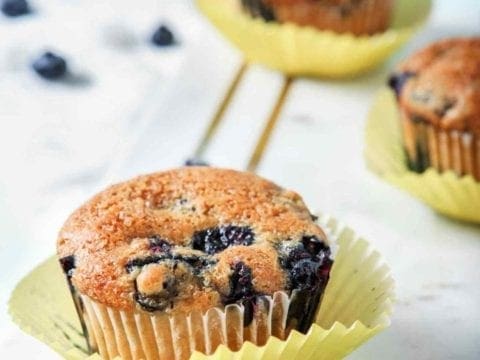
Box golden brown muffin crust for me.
[57,167,329,313]
[395,38,480,134]
[244,0,393,35]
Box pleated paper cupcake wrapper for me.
[196,0,431,78]
[400,112,480,180]
[9,214,394,360]
[365,88,480,223]
[81,291,303,360]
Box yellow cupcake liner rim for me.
[196,0,431,77]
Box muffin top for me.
[389,38,480,134]
[57,167,332,314]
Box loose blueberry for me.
[388,71,416,98]
[310,214,319,222]
[184,158,209,167]
[289,259,321,292]
[59,255,75,278]
[149,236,171,253]
[192,226,254,255]
[32,52,67,80]
[151,25,175,47]
[1,0,29,17]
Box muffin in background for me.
[57,167,333,359]
[241,0,395,36]
[388,37,480,181]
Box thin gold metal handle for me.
[193,62,248,159]
[246,76,293,172]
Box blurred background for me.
[1,0,480,358]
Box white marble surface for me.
[1,0,480,359]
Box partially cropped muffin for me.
[241,0,394,35]
[388,38,480,181]
[57,167,333,359]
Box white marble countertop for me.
[1,0,480,358]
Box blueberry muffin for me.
[57,167,333,359]
[241,0,394,36]
[388,38,480,181]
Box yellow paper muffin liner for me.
[365,88,480,223]
[9,215,394,359]
[80,291,298,359]
[196,0,431,78]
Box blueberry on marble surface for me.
[184,158,209,167]
[1,0,30,17]
[32,52,67,80]
[192,226,254,255]
[151,25,175,47]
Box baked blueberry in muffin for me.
[57,167,333,359]
[240,0,394,36]
[388,38,480,180]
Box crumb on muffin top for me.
[389,37,480,134]
[57,167,331,314]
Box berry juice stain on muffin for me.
[184,158,209,167]
[57,167,333,341]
